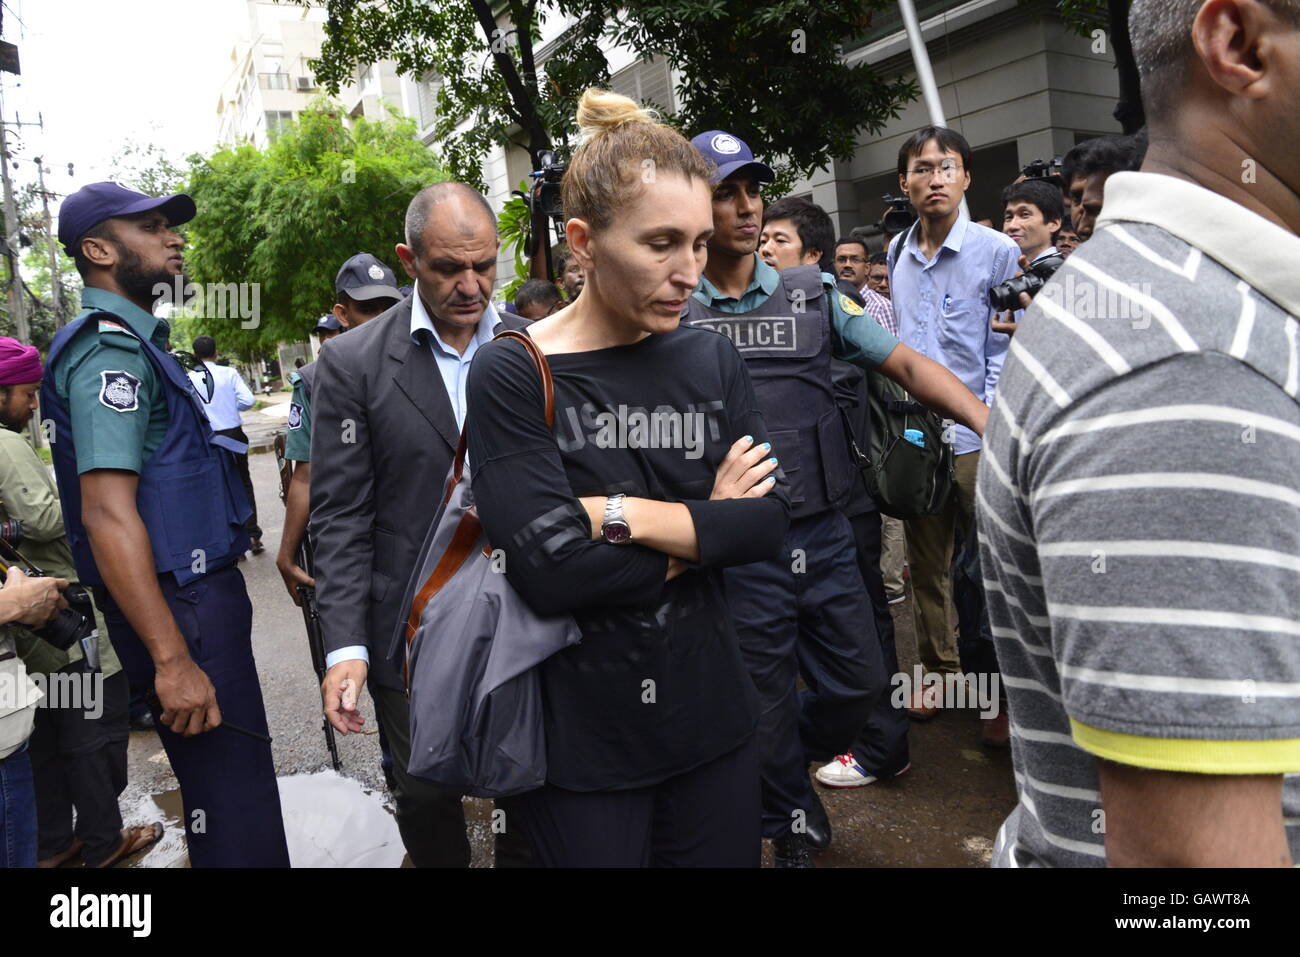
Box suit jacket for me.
[309,295,527,691]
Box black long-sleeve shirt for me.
[465,325,791,790]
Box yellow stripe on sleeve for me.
[1070,719,1300,774]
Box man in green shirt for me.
[43,181,288,867]
[0,336,162,868]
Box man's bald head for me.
[404,182,497,257]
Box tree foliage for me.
[183,103,446,358]
[306,0,916,192]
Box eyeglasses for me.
[834,255,866,265]
[906,160,962,179]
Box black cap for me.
[335,253,401,302]
[58,181,196,256]
[315,313,342,333]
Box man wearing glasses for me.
[887,127,1019,738]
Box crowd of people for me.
[0,0,1295,869]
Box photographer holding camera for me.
[991,178,1068,335]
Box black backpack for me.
[864,373,955,519]
[866,232,955,519]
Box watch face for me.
[603,521,631,544]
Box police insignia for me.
[288,402,303,430]
[99,370,141,412]
[838,294,865,316]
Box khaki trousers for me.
[879,514,907,594]
[904,450,980,675]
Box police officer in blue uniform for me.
[685,133,990,866]
[43,182,289,867]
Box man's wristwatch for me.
[600,493,631,544]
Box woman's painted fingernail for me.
[770,457,779,464]
[743,435,753,444]
[762,442,771,451]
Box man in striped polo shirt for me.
[979,0,1300,866]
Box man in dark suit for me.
[310,182,528,867]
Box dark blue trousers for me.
[99,565,289,867]
[725,510,901,839]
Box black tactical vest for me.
[682,265,854,519]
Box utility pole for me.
[33,156,61,327]
[0,81,27,345]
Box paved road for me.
[120,417,1016,867]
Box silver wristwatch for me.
[601,493,631,544]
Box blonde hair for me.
[562,88,714,233]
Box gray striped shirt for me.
[978,172,1300,867]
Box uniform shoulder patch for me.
[287,402,303,430]
[96,318,141,352]
[99,370,142,412]
[838,293,865,316]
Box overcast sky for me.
[1,0,251,212]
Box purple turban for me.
[0,337,44,386]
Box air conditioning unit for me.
[297,76,314,91]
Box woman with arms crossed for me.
[465,89,790,867]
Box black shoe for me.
[250,538,265,555]
[129,710,155,732]
[772,834,814,868]
[804,817,832,851]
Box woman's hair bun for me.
[576,88,660,147]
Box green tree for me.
[305,0,915,192]
[183,102,445,359]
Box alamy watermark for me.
[0,669,104,718]
[152,276,261,329]
[555,401,726,460]
[892,665,1001,719]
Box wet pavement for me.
[115,419,1017,868]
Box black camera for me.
[881,194,917,234]
[988,254,1066,312]
[532,150,568,228]
[1021,157,1065,189]
[36,584,97,654]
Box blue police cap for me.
[689,131,775,185]
[335,253,401,302]
[58,181,196,256]
[315,313,343,333]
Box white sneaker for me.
[815,754,910,788]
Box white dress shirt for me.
[189,361,255,431]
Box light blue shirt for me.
[324,295,504,672]
[409,293,502,430]
[188,361,255,431]
[888,208,1019,454]
[693,254,899,369]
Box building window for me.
[609,55,674,112]
[265,110,295,140]
[415,72,441,128]
[260,73,289,90]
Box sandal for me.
[96,823,165,868]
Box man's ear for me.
[1192,0,1274,98]
[802,246,823,267]
[332,303,349,330]
[395,242,418,279]
[1046,218,1062,236]
[80,234,117,269]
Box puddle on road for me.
[126,770,404,868]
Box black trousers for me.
[845,509,910,777]
[29,668,129,867]
[517,737,760,868]
[370,684,532,867]
[215,426,262,540]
